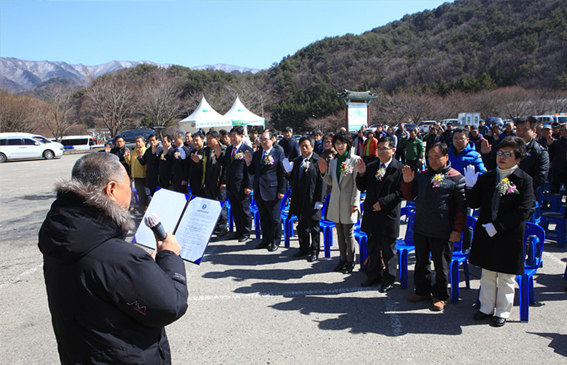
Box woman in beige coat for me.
[319,130,361,273]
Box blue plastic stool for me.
[540,212,566,248]
[539,193,563,212]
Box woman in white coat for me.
[319,130,361,273]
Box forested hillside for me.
[267,0,567,129]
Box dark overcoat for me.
[288,153,324,221]
[356,158,404,238]
[466,167,534,275]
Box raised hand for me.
[463,165,479,188]
[104,144,110,153]
[136,148,143,158]
[214,144,222,158]
[244,150,253,165]
[480,139,492,154]
[356,158,366,174]
[318,158,327,174]
[190,152,200,163]
[402,165,415,183]
[124,148,130,157]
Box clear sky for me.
[1,0,452,70]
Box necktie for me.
[231,147,236,163]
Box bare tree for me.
[491,86,532,119]
[0,90,42,132]
[40,85,77,141]
[84,75,135,137]
[137,68,185,127]
[224,76,272,117]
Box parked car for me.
[60,135,103,150]
[105,128,156,149]
[0,133,64,163]
[418,121,438,133]
[485,117,503,127]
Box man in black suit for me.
[244,130,287,252]
[138,134,162,196]
[158,134,174,189]
[355,136,404,293]
[188,132,207,198]
[288,136,324,261]
[222,126,253,242]
[204,130,228,235]
[170,133,191,194]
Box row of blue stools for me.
[536,183,566,249]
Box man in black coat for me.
[483,117,549,197]
[288,136,325,261]
[38,153,187,364]
[204,130,228,235]
[356,136,404,292]
[105,135,131,177]
[221,126,254,242]
[138,134,162,196]
[279,126,300,161]
[245,130,287,252]
[158,134,174,189]
[170,133,191,194]
[187,132,207,198]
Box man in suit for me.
[288,136,324,262]
[170,133,191,194]
[158,134,174,190]
[356,136,404,292]
[222,126,253,242]
[244,130,287,252]
[188,132,207,198]
[138,134,162,196]
[204,130,228,236]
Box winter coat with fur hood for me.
[38,179,188,365]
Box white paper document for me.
[134,189,222,264]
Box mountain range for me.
[0,57,260,93]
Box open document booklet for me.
[133,189,223,264]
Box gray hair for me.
[72,153,126,189]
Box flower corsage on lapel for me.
[263,154,275,165]
[375,167,386,181]
[431,173,446,188]
[340,161,354,175]
[300,159,310,172]
[174,151,181,159]
[497,177,520,196]
[234,152,244,160]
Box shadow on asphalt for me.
[527,332,567,357]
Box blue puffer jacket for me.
[448,144,486,175]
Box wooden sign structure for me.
[338,90,378,132]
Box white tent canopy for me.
[178,96,232,132]
[224,97,265,127]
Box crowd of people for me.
[104,116,557,327]
[39,116,561,363]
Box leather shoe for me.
[293,250,308,257]
[255,242,269,249]
[430,298,446,311]
[307,252,318,262]
[491,316,506,327]
[267,243,279,252]
[407,293,432,302]
[333,260,346,272]
[238,235,249,242]
[379,284,393,293]
[473,311,491,321]
[360,278,381,287]
[342,262,355,274]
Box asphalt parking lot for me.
[1,153,566,364]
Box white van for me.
[0,133,64,163]
[60,135,100,150]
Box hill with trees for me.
[2,0,566,137]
